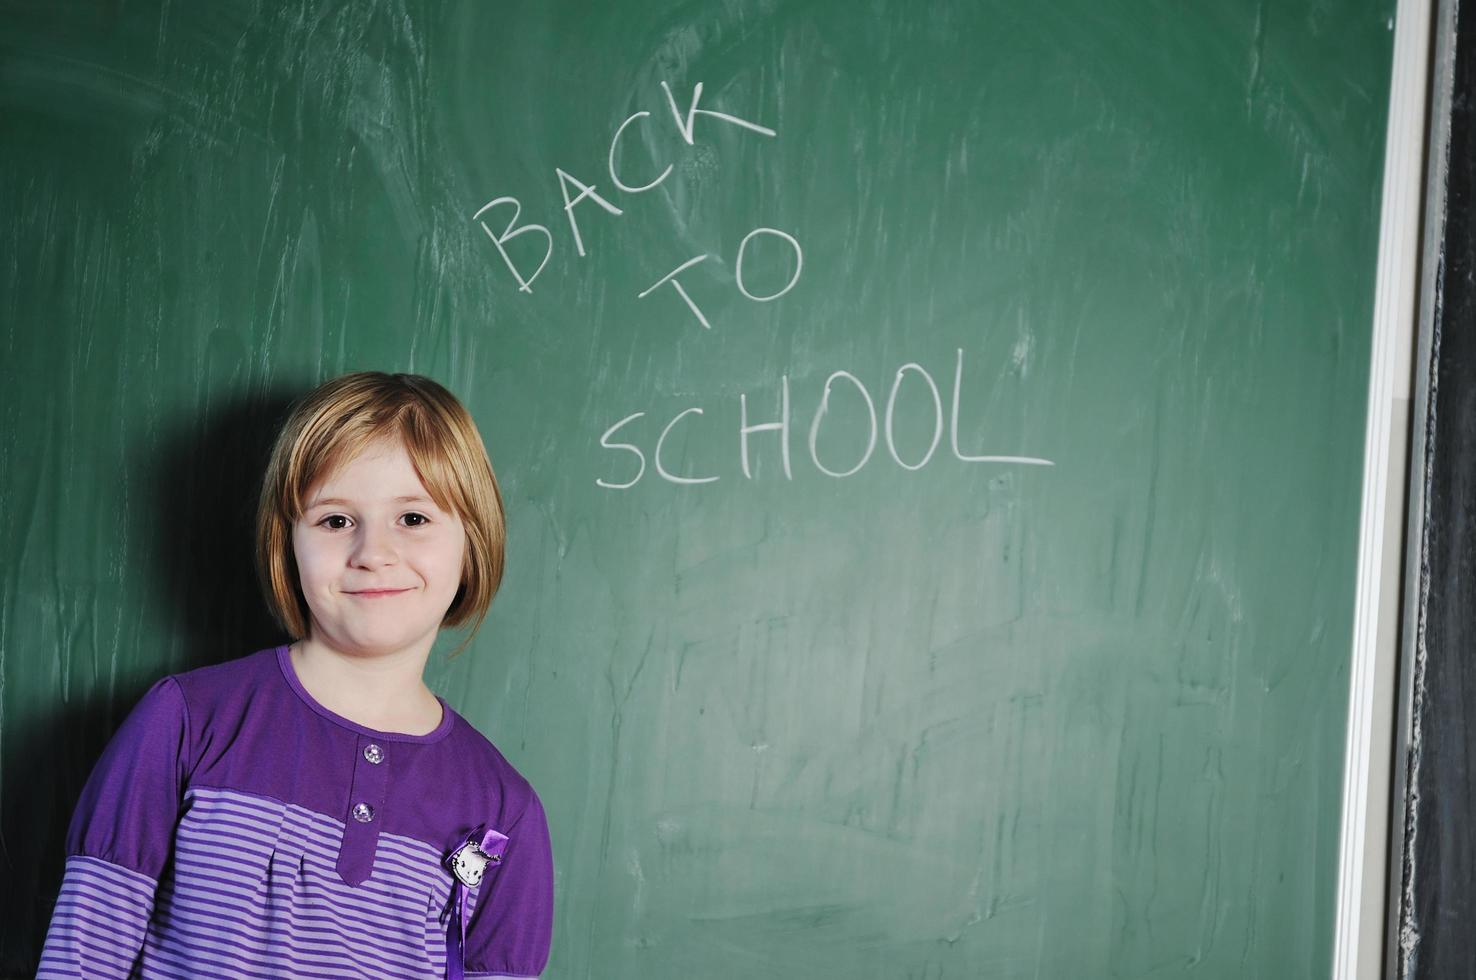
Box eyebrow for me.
[307,494,435,508]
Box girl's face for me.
[291,437,467,661]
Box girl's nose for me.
[350,525,398,568]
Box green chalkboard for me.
[0,2,1394,977]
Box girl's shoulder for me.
[433,708,544,819]
[169,645,279,694]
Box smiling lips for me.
[346,588,412,598]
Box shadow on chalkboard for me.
[0,683,152,978]
[149,385,300,661]
[0,386,302,977]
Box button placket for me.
[335,735,391,886]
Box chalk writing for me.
[473,80,793,329]
[734,228,803,302]
[471,197,552,294]
[638,255,712,330]
[470,81,1055,487]
[596,350,1054,489]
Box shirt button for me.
[364,743,385,765]
[351,802,375,823]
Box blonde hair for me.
[255,372,505,654]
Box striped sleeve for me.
[464,790,554,980]
[38,676,190,978]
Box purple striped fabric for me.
[37,646,552,979]
[39,857,156,979]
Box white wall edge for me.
[1332,1,1435,977]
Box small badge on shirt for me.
[447,827,509,887]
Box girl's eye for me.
[402,512,430,528]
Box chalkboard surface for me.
[0,2,1395,977]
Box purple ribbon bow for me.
[442,826,509,980]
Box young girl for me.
[37,372,553,980]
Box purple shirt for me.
[38,645,553,979]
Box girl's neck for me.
[289,638,444,736]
